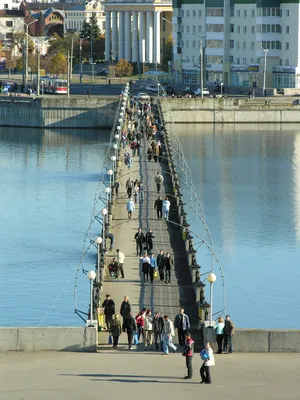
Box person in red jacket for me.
[182,332,194,379]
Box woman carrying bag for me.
[110,314,122,349]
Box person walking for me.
[120,296,131,319]
[106,231,114,250]
[164,252,173,284]
[155,172,164,193]
[127,154,133,169]
[135,308,146,342]
[157,250,165,282]
[116,249,125,278]
[215,316,225,354]
[162,315,177,355]
[182,332,194,379]
[163,197,171,221]
[200,342,215,384]
[123,312,137,350]
[154,196,163,219]
[110,314,122,349]
[145,228,155,254]
[149,253,157,283]
[134,228,145,256]
[223,315,235,354]
[126,177,133,198]
[174,308,191,346]
[152,311,164,351]
[115,180,121,199]
[141,252,151,282]
[126,198,135,220]
[144,309,153,350]
[102,294,115,331]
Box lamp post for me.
[101,208,108,251]
[79,38,83,85]
[20,19,37,87]
[113,143,118,160]
[260,47,269,96]
[107,169,113,196]
[207,272,217,326]
[200,40,204,99]
[87,270,96,326]
[94,236,102,283]
[104,187,111,210]
[220,82,223,97]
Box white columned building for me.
[104,0,172,65]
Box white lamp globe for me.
[113,144,118,150]
[118,118,122,123]
[117,126,121,132]
[105,187,111,193]
[101,208,108,216]
[87,270,96,281]
[115,134,120,139]
[111,155,116,161]
[107,169,113,176]
[94,236,103,244]
[207,272,217,283]
[121,106,125,111]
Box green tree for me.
[161,35,173,72]
[15,53,38,72]
[49,53,67,76]
[80,13,100,41]
[13,31,35,54]
[47,33,77,56]
[115,58,132,77]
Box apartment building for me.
[172,0,300,88]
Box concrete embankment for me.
[0,327,97,352]
[161,97,300,124]
[0,96,118,128]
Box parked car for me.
[194,88,210,96]
[96,69,107,76]
[163,85,175,94]
[134,92,150,101]
[145,84,158,92]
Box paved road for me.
[0,352,299,400]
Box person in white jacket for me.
[163,197,171,221]
[144,309,153,350]
[200,342,215,384]
[162,315,177,355]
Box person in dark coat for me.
[152,311,164,351]
[154,196,163,219]
[223,315,235,354]
[123,312,137,349]
[110,314,122,348]
[102,294,115,330]
[120,296,131,319]
[145,228,155,254]
[157,250,165,282]
[134,228,145,256]
[174,308,191,346]
[164,252,173,284]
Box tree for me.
[80,13,100,41]
[15,53,38,72]
[161,35,173,72]
[115,59,133,77]
[47,33,77,56]
[13,31,35,54]
[49,53,67,76]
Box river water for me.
[179,123,300,329]
[0,127,109,326]
[1,124,299,329]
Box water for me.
[1,123,299,329]
[0,127,110,326]
[179,123,300,329]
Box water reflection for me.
[0,127,109,326]
[179,123,300,329]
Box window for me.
[243,26,247,34]
[4,3,8,8]
[181,10,184,17]
[251,26,255,34]
[244,10,247,17]
[186,25,190,33]
[206,24,224,32]
[236,41,240,49]
[279,58,282,66]
[251,42,255,50]
[230,55,234,63]
[286,42,289,50]
[286,10,289,17]
[237,26,240,33]
[250,58,255,63]
[187,10,190,17]
[181,25,184,33]
[6,21,13,27]
[242,58,247,64]
[192,40,196,48]
[230,40,234,49]
[192,10,196,17]
[236,57,240,64]
[206,8,224,17]
[251,10,255,18]
[206,39,224,48]
[206,55,223,64]
[6,32,13,39]
[186,40,189,49]
[198,25,202,33]
[230,24,234,33]
[192,26,196,33]
[285,59,289,66]
[286,26,289,34]
[237,10,240,17]
[192,56,195,63]
[243,42,247,50]
[257,57,260,63]
[198,10,202,17]
[230,7,234,17]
